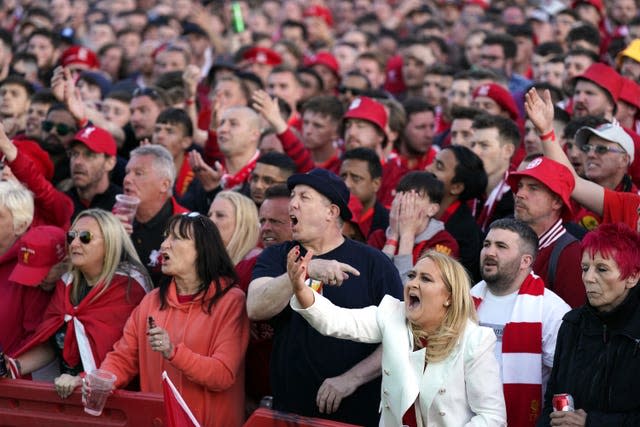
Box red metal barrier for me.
[0,379,164,427]
[243,408,361,427]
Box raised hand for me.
[188,150,224,191]
[251,90,288,134]
[524,88,555,135]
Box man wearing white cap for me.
[526,88,640,233]
[571,122,638,228]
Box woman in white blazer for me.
[288,248,506,427]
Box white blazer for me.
[291,293,506,427]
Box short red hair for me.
[581,223,640,280]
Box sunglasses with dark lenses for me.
[338,86,362,96]
[67,230,94,245]
[42,121,75,136]
[579,144,627,155]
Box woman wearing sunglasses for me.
[6,209,151,396]
[93,213,249,426]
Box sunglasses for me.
[337,85,362,96]
[66,230,94,245]
[42,121,75,136]
[579,144,627,155]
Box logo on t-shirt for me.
[480,322,505,342]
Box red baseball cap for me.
[14,139,54,181]
[343,96,388,134]
[303,5,334,27]
[9,225,66,287]
[59,45,99,69]
[574,63,622,103]
[242,46,282,66]
[472,83,520,121]
[72,125,117,156]
[507,157,575,220]
[304,51,340,78]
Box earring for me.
[444,301,450,307]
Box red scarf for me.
[221,151,259,190]
[175,156,194,198]
[15,271,148,372]
[472,273,544,427]
[440,200,461,223]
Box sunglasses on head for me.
[67,230,94,245]
[579,144,627,155]
[42,121,75,136]
[133,87,161,99]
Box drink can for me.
[552,393,575,412]
[305,278,323,294]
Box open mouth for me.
[408,293,421,309]
[290,215,298,226]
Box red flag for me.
[162,371,200,427]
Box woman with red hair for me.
[539,223,640,426]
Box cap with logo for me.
[9,225,66,287]
[343,96,388,134]
[72,125,117,157]
[507,157,575,220]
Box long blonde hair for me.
[410,251,477,363]
[213,191,259,265]
[70,209,150,304]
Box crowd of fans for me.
[0,0,639,425]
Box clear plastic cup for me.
[82,369,116,416]
[112,194,140,225]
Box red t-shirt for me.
[603,188,640,230]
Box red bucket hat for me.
[343,96,388,134]
[472,83,520,121]
[72,125,117,157]
[9,225,66,287]
[573,63,622,104]
[507,157,575,220]
[619,77,640,110]
[59,45,99,69]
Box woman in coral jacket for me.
[98,212,250,427]
[288,249,506,427]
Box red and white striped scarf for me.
[471,272,544,427]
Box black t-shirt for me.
[252,238,403,426]
[131,198,174,285]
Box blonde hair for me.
[214,191,259,265]
[0,180,34,234]
[70,209,150,304]
[410,251,477,363]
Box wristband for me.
[385,239,398,247]
[185,98,195,106]
[539,129,555,141]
